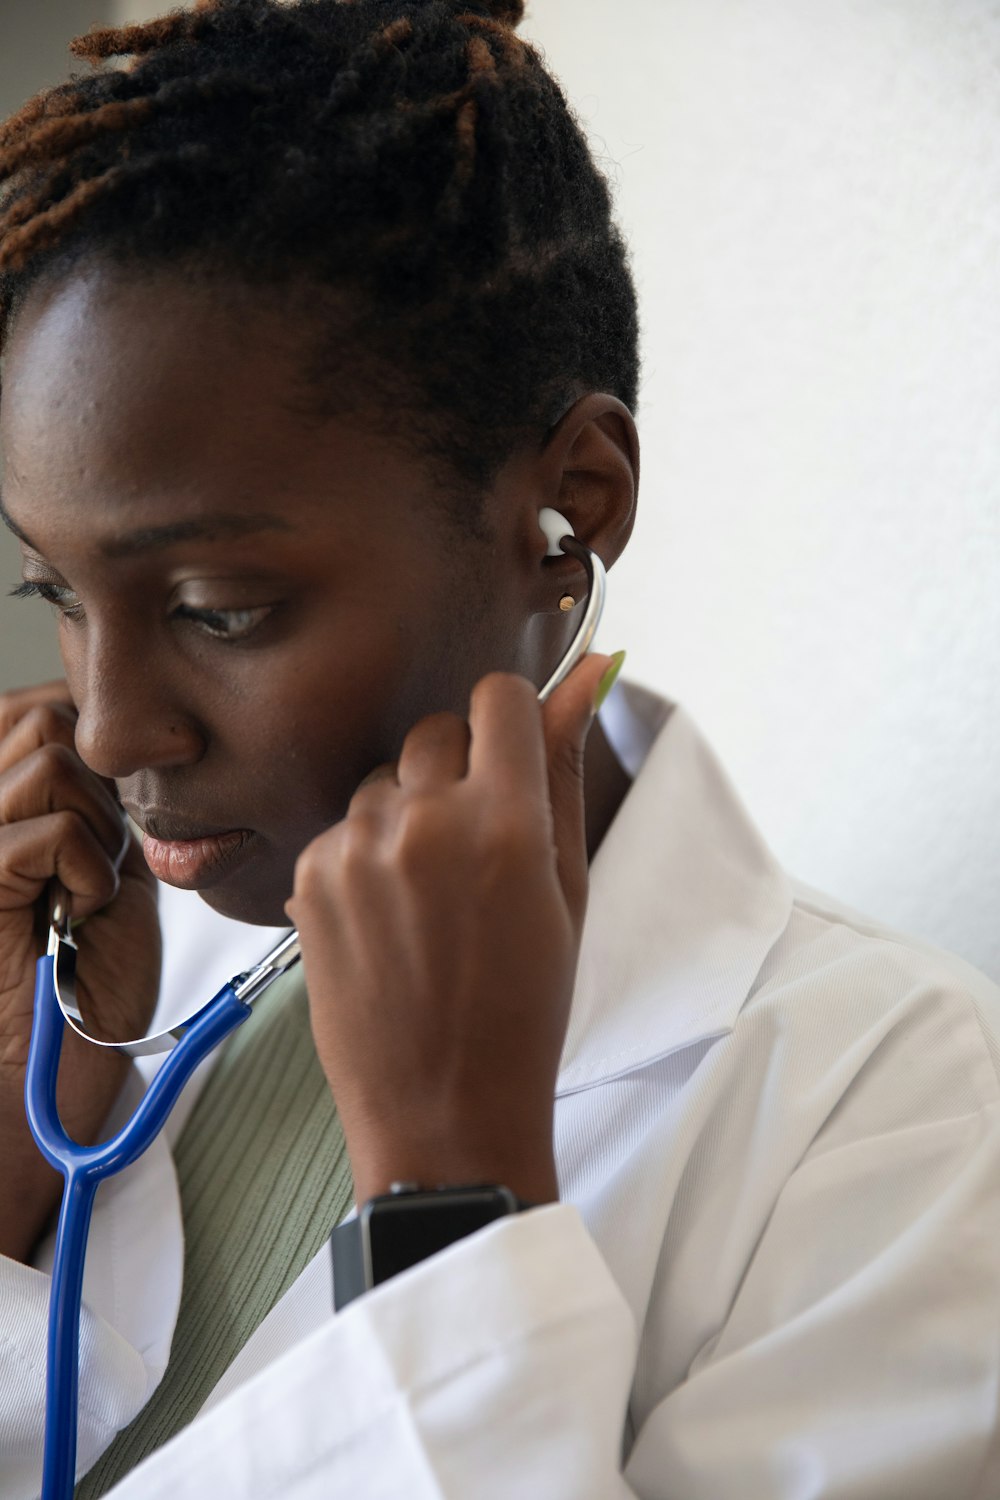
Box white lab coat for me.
[3,680,1000,1499]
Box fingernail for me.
[593,650,626,713]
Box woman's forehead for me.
[0,268,437,545]
[4,267,302,425]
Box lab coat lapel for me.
[557,692,794,1095]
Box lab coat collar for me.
[557,680,794,1095]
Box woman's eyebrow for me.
[0,493,294,558]
[98,512,295,558]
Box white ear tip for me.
[539,507,574,558]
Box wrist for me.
[341,1098,560,1208]
[350,1149,559,1209]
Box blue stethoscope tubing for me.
[24,531,605,1500]
[25,968,253,1499]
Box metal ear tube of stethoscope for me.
[45,887,303,1059]
[537,533,607,703]
[25,519,605,1500]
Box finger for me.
[355,762,399,793]
[0,699,78,777]
[396,712,470,794]
[115,821,153,885]
[541,652,620,922]
[466,672,548,809]
[0,681,74,743]
[0,704,126,839]
[346,765,399,833]
[0,744,130,865]
[0,810,120,920]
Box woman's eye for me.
[173,603,273,641]
[10,579,84,620]
[10,582,273,641]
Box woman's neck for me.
[583,716,633,864]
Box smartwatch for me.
[331,1181,533,1310]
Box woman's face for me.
[0,268,555,924]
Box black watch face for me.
[367,1189,512,1284]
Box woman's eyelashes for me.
[10,578,84,621]
[171,602,273,640]
[11,580,274,642]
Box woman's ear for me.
[524,392,639,603]
[479,392,636,680]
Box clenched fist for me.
[0,681,160,1263]
[288,655,616,1208]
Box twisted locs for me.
[0,0,639,500]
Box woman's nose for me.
[70,634,206,780]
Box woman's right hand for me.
[0,681,161,1263]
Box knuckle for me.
[31,701,69,738]
[8,701,74,753]
[291,860,317,904]
[82,862,119,910]
[48,812,118,909]
[393,796,444,871]
[51,806,87,846]
[0,689,40,741]
[295,814,377,895]
[293,835,332,892]
[348,780,391,817]
[0,744,88,829]
[34,740,80,786]
[354,762,397,794]
[338,813,380,869]
[427,709,467,730]
[26,702,69,743]
[409,710,467,744]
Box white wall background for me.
[2,0,997,978]
[517,0,1000,980]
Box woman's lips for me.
[140,829,255,889]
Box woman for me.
[2,2,999,1496]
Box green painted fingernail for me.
[593,650,626,712]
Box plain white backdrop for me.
[2,0,997,978]
[516,0,1000,980]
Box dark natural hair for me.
[0,0,640,508]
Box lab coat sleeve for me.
[0,1254,153,1498]
[626,1101,1000,1500]
[105,1203,640,1500]
[0,1071,183,1500]
[35,1109,1000,1500]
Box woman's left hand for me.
[286,654,615,1207]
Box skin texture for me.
[0,265,639,1242]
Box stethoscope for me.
[24,511,606,1500]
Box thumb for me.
[542,650,626,925]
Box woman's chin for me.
[193,873,295,928]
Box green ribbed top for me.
[76,964,352,1499]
